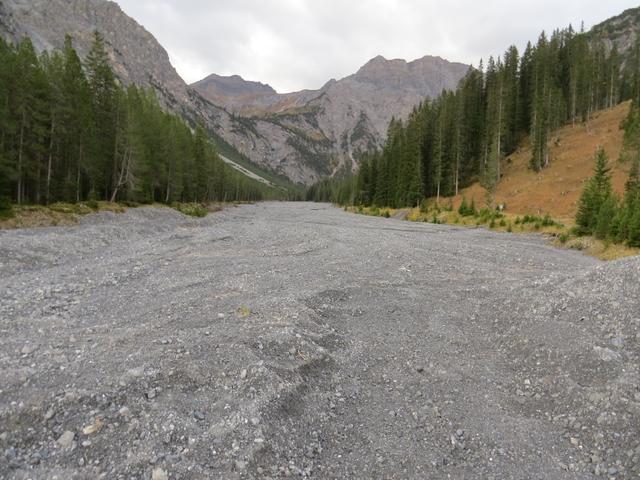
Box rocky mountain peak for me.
[191,73,276,99]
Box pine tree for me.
[85,30,118,199]
[575,147,613,234]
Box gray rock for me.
[56,431,75,449]
[152,467,168,480]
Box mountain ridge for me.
[192,53,469,177]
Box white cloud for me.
[116,0,639,92]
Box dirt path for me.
[1,203,639,479]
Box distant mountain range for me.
[1,0,638,184]
[191,55,468,176]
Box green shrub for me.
[558,232,569,244]
[458,197,477,217]
[172,203,208,217]
[383,210,390,218]
[85,200,99,210]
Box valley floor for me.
[0,203,639,479]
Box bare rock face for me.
[590,6,639,57]
[191,74,277,108]
[193,55,469,175]
[0,0,190,106]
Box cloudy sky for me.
[117,0,638,93]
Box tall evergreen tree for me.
[575,147,613,234]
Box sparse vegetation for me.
[171,203,209,218]
[574,147,640,248]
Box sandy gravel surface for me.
[1,203,639,479]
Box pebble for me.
[240,369,248,379]
[56,430,75,448]
[152,467,168,480]
[21,344,37,355]
[118,406,131,417]
[194,411,205,421]
[44,408,55,420]
[147,389,157,399]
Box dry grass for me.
[349,204,640,261]
[446,101,632,224]
[0,202,125,230]
[559,236,640,261]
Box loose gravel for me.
[0,202,639,479]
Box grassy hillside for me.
[450,101,633,223]
[351,102,639,260]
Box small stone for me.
[152,467,168,480]
[456,429,464,438]
[56,431,75,448]
[250,417,260,426]
[608,467,618,476]
[118,406,131,417]
[82,418,103,435]
[610,337,624,348]
[193,411,205,421]
[44,408,55,420]
[240,369,248,379]
[147,389,157,400]
[21,344,37,355]
[570,437,579,446]
[82,440,92,448]
[235,460,247,471]
[416,366,425,373]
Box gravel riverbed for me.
[1,202,639,479]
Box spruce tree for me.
[575,147,613,234]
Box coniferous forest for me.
[0,32,272,208]
[307,25,640,213]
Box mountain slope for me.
[590,6,640,57]
[450,102,633,221]
[193,55,469,174]
[190,73,277,109]
[0,0,331,184]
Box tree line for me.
[307,24,640,209]
[0,32,274,207]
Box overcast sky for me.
[116,0,638,93]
